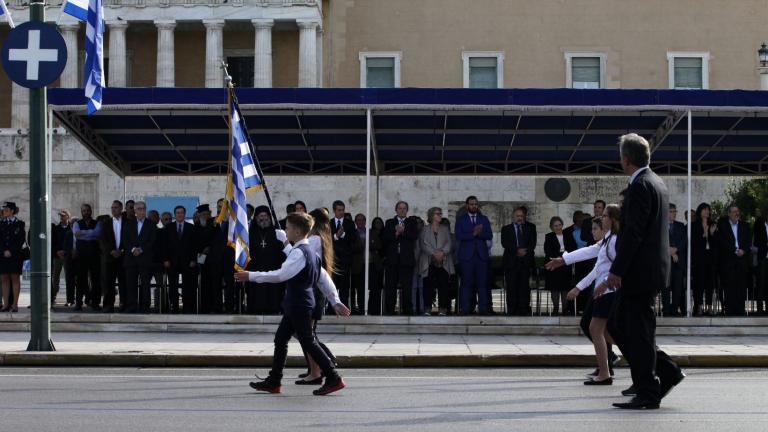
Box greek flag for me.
[0,0,15,28]
[62,0,104,114]
[83,0,105,114]
[61,0,88,21]
[215,87,264,271]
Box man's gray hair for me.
[618,133,651,168]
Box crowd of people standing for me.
[1,187,766,317]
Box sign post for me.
[1,4,68,351]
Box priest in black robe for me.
[246,206,286,314]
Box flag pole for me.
[221,61,281,230]
[0,0,15,28]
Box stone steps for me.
[1,312,767,336]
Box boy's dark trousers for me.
[268,309,338,382]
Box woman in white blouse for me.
[562,205,621,385]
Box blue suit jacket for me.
[455,212,493,262]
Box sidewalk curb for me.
[1,353,767,368]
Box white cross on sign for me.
[8,29,59,81]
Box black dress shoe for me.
[584,377,613,386]
[295,377,323,385]
[102,307,115,313]
[249,380,281,394]
[613,397,659,410]
[660,372,686,399]
[73,304,83,311]
[621,384,637,396]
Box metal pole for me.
[686,110,692,318]
[364,109,371,315]
[27,1,55,351]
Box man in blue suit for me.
[455,196,493,314]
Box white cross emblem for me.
[8,29,59,81]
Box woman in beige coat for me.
[419,207,455,315]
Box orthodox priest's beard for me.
[257,219,271,229]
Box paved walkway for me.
[1,332,767,367]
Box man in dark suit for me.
[51,209,74,306]
[665,203,687,317]
[501,206,536,315]
[163,205,198,314]
[754,207,768,315]
[382,201,419,315]
[717,205,752,316]
[330,200,360,310]
[122,201,157,313]
[607,133,684,410]
[98,200,125,313]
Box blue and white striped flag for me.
[231,104,264,192]
[61,0,88,21]
[83,0,105,114]
[62,0,104,114]
[0,0,15,28]
[216,87,264,271]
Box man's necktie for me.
[516,224,522,248]
[177,223,182,238]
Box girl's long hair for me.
[602,204,621,262]
[309,208,335,275]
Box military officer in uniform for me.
[1,202,27,312]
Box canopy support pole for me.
[364,108,372,315]
[686,110,692,318]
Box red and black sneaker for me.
[249,379,282,394]
[313,376,346,396]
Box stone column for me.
[107,20,129,87]
[316,26,323,87]
[203,20,225,88]
[59,23,80,88]
[11,83,29,130]
[155,20,176,87]
[297,19,319,88]
[252,19,274,88]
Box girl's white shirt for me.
[561,230,617,293]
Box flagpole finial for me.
[221,60,232,87]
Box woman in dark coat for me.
[1,202,26,312]
[544,216,573,315]
[691,203,718,316]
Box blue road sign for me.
[1,21,67,89]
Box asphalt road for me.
[0,367,765,432]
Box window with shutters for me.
[667,52,709,89]
[359,52,401,88]
[564,53,606,89]
[462,52,504,89]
